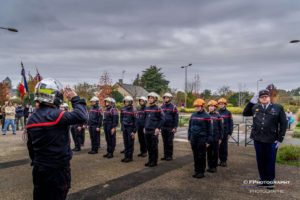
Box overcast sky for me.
[1,0,300,92]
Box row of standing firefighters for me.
[63,93,233,177]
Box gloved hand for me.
[250,93,259,104]
[275,140,281,149]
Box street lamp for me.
[180,63,192,107]
[256,78,263,92]
[0,27,18,32]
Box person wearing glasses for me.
[243,88,287,190]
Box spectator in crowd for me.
[2,101,16,135]
[286,109,294,130]
[16,104,25,131]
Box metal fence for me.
[244,124,254,146]
[229,123,240,146]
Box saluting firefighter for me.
[217,98,233,167]
[120,96,136,163]
[26,78,87,200]
[160,92,179,161]
[136,96,148,157]
[207,100,223,173]
[144,92,164,167]
[103,97,119,159]
[243,88,287,189]
[87,96,103,154]
[188,98,212,179]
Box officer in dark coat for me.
[207,100,223,173]
[120,96,136,162]
[144,92,164,167]
[160,92,179,161]
[103,97,119,159]
[136,96,148,157]
[26,78,87,200]
[217,98,233,167]
[87,96,103,154]
[188,98,212,179]
[243,89,287,189]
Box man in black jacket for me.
[217,98,233,167]
[243,89,287,190]
[88,96,103,154]
[160,92,179,161]
[144,92,164,167]
[26,78,88,200]
[136,96,148,157]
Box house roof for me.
[116,83,149,98]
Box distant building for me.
[3,77,12,89]
[114,79,149,100]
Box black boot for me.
[88,150,97,154]
[107,153,113,159]
[207,168,217,173]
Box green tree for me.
[112,90,124,103]
[201,89,212,100]
[140,66,169,94]
[186,92,197,108]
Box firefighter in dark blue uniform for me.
[120,96,136,162]
[207,100,223,173]
[144,92,164,167]
[136,96,148,157]
[188,98,212,179]
[87,96,103,154]
[160,92,179,161]
[217,98,233,167]
[71,123,85,152]
[103,97,119,159]
[243,88,287,189]
[26,78,87,200]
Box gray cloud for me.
[0,0,300,92]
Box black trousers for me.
[161,128,174,158]
[71,127,85,149]
[137,126,147,154]
[122,126,135,159]
[89,126,100,151]
[145,130,158,164]
[104,124,116,154]
[219,135,229,162]
[32,166,71,200]
[207,141,219,169]
[191,139,206,174]
[254,140,277,182]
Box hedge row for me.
[181,107,244,114]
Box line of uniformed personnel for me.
[188,97,233,179]
[80,91,179,168]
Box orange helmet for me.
[218,98,227,104]
[193,98,205,107]
[207,100,218,107]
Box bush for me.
[178,116,190,127]
[276,145,300,166]
[227,107,244,114]
[283,105,299,114]
[296,122,300,128]
[292,130,300,138]
[180,107,243,114]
